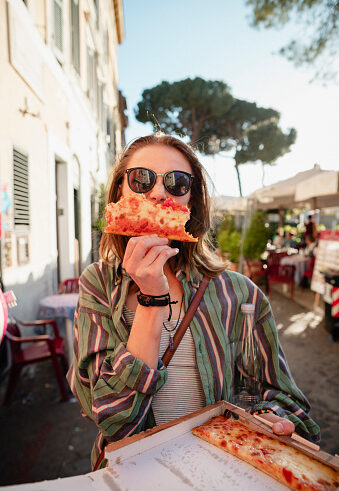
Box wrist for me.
[137,292,170,307]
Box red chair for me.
[300,257,316,287]
[3,318,69,405]
[267,251,288,266]
[58,278,79,294]
[267,264,295,299]
[244,258,268,292]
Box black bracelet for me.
[137,292,170,307]
[251,408,278,416]
[137,292,178,321]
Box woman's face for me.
[120,144,193,207]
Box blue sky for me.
[118,0,339,198]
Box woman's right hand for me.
[122,235,179,296]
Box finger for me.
[123,236,168,267]
[141,246,179,269]
[146,247,179,272]
[259,413,295,435]
[272,419,295,435]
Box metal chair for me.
[267,264,295,299]
[3,318,69,404]
[57,278,79,294]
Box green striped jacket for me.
[67,258,320,469]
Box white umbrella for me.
[295,170,339,208]
[250,165,327,210]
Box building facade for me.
[0,0,126,319]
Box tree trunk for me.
[191,107,198,144]
[234,162,243,197]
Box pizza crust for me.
[104,195,198,242]
[192,416,339,491]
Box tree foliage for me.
[135,77,296,196]
[246,0,339,81]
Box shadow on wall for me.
[4,244,97,323]
[4,263,59,321]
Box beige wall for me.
[0,0,126,319]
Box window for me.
[97,81,103,128]
[87,46,94,103]
[70,0,80,74]
[104,29,109,64]
[13,148,30,229]
[53,0,63,55]
[94,0,100,29]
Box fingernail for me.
[275,423,283,433]
[174,248,179,253]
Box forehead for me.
[127,144,192,174]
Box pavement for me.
[0,289,338,487]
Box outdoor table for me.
[280,255,311,285]
[37,293,78,362]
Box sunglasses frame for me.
[125,167,194,196]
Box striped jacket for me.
[67,258,320,469]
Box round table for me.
[37,293,79,362]
[280,255,311,285]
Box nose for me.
[148,175,167,203]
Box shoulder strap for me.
[162,275,210,367]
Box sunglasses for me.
[125,167,194,196]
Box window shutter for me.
[53,0,63,53]
[87,47,94,103]
[13,148,30,229]
[70,0,80,73]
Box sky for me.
[117,0,339,198]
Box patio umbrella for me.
[250,165,326,210]
[295,170,339,209]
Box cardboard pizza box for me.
[105,401,339,490]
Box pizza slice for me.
[192,415,339,491]
[104,195,198,242]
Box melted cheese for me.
[105,195,197,242]
[193,416,339,491]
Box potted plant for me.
[242,210,270,282]
[217,216,241,271]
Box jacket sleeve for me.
[67,264,167,442]
[252,292,320,443]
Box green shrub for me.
[217,216,241,263]
[243,210,270,260]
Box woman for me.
[67,134,320,469]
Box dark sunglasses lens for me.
[128,168,156,193]
[164,171,191,196]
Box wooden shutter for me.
[53,0,63,53]
[70,0,80,73]
[87,47,94,104]
[13,148,30,229]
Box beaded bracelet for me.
[251,408,278,416]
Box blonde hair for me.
[99,133,227,278]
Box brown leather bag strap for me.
[162,275,210,367]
